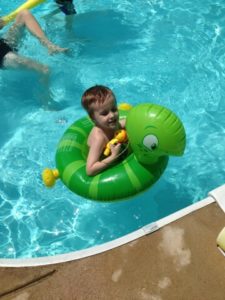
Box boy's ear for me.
[88,113,93,121]
[90,117,96,124]
[88,111,94,120]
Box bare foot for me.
[47,44,69,55]
[40,37,69,55]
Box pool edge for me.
[1,184,225,267]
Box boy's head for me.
[82,85,116,120]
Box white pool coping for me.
[0,185,224,267]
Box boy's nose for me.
[109,111,115,118]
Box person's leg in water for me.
[4,9,68,54]
[56,0,76,15]
[43,1,76,30]
[56,0,76,29]
[2,13,51,108]
[1,11,67,109]
[0,18,45,74]
[1,10,69,109]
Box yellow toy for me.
[2,0,46,25]
[42,168,60,188]
[104,129,128,156]
[118,103,133,111]
[103,103,131,156]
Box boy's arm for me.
[86,135,121,176]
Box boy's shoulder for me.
[88,126,107,146]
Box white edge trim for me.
[208,184,225,213]
[0,196,216,267]
[217,247,225,257]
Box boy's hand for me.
[110,143,121,158]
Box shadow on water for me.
[117,174,193,225]
[70,9,140,57]
[2,70,44,106]
[150,178,193,220]
[0,70,59,147]
[0,71,31,147]
[94,175,194,238]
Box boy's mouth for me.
[108,119,117,126]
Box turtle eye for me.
[143,135,158,151]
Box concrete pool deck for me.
[0,202,224,300]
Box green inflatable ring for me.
[48,103,186,201]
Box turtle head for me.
[126,103,186,165]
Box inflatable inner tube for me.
[50,103,186,201]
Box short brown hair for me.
[81,85,116,118]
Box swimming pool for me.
[1,0,225,260]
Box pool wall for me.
[1,184,225,267]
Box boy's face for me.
[91,98,119,131]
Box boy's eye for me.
[100,111,108,116]
[99,106,117,116]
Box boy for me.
[82,85,125,176]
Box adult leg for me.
[3,52,49,74]
[5,9,68,54]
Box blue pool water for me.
[1,0,225,258]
